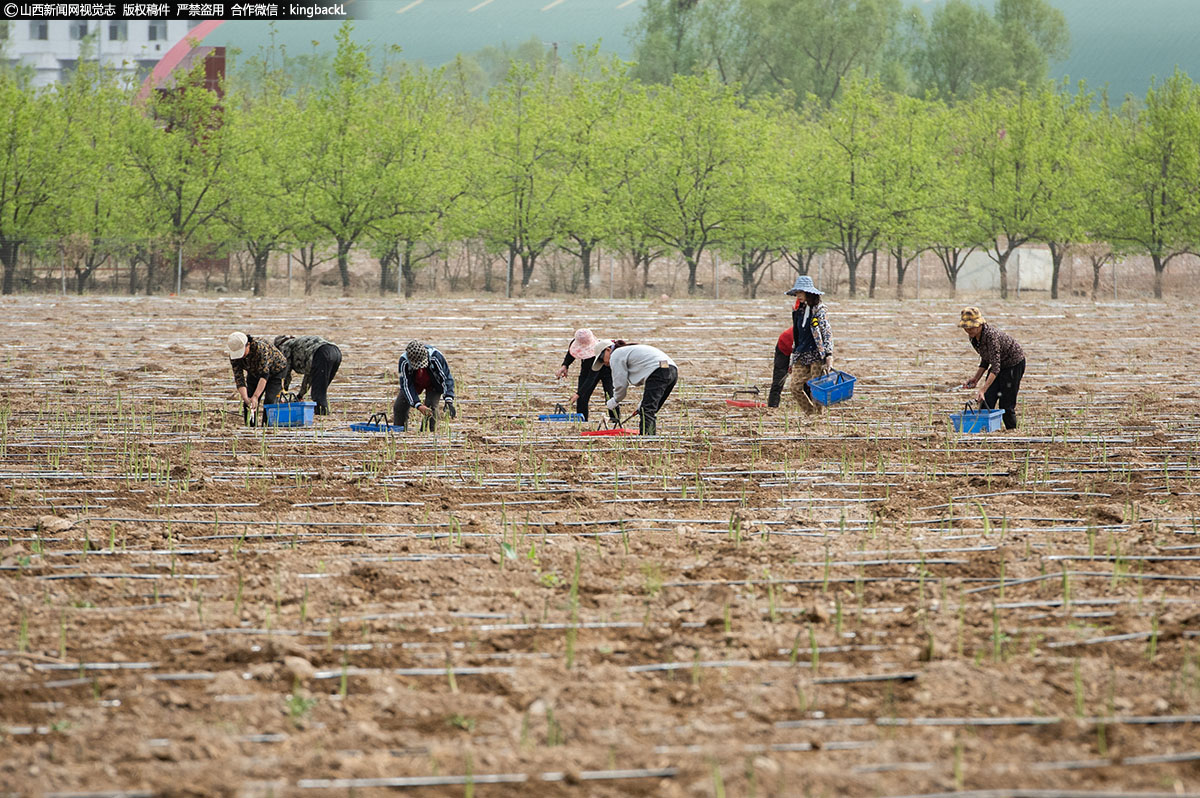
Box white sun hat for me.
[226,332,248,359]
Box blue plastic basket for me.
[537,412,586,422]
[349,422,405,433]
[262,401,316,427]
[950,408,1005,434]
[806,370,856,406]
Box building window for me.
[70,21,90,40]
[148,21,168,41]
[108,21,127,41]
[30,20,49,40]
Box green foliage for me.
[7,18,1200,299]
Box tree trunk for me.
[402,241,417,299]
[378,246,395,296]
[1152,253,1164,299]
[302,245,316,295]
[846,253,860,298]
[146,251,158,295]
[252,249,270,297]
[894,249,905,300]
[996,247,1012,299]
[1091,259,1102,300]
[337,239,352,296]
[867,249,878,299]
[683,249,698,295]
[578,242,593,296]
[742,257,755,297]
[1049,246,1064,300]
[520,250,536,289]
[641,254,651,297]
[1,239,19,295]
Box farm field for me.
[0,295,1198,797]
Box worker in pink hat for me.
[554,328,621,422]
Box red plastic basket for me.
[580,428,637,437]
[725,399,767,408]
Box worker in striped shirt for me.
[393,340,457,432]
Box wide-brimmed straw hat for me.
[590,339,615,370]
[958,307,985,329]
[226,332,248,359]
[786,275,823,296]
[568,328,599,360]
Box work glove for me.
[444,398,457,419]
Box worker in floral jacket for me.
[786,275,834,413]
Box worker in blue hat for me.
[785,274,834,413]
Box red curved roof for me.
[136,20,225,102]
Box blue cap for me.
[786,274,823,296]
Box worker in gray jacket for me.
[592,340,678,435]
[274,335,342,416]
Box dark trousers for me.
[309,344,342,415]
[575,358,618,422]
[768,346,790,407]
[983,360,1025,430]
[638,365,678,435]
[243,372,284,425]
[394,387,443,432]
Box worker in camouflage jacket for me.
[274,334,342,416]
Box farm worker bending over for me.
[226,332,289,424]
[274,335,342,416]
[554,328,620,423]
[767,295,805,407]
[958,307,1026,430]
[786,275,834,414]
[394,340,457,432]
[593,340,678,436]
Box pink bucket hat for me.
[568,328,599,360]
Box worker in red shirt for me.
[767,295,803,407]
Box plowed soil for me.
[0,295,1197,797]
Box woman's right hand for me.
[964,377,978,389]
[555,365,568,380]
[569,393,579,404]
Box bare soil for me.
[0,295,1197,797]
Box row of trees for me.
[1,26,1198,299]
[630,0,1070,105]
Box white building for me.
[0,19,200,87]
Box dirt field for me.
[1,295,1198,798]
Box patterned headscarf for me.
[405,340,429,369]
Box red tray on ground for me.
[581,428,638,436]
[725,399,767,408]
